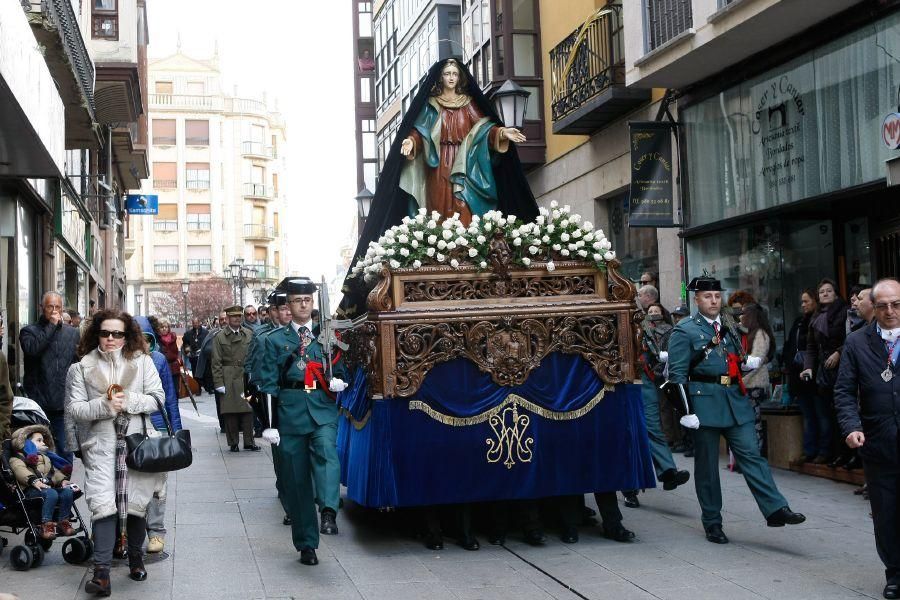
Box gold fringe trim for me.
[408,386,613,427]
[340,407,373,431]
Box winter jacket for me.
[195,328,220,391]
[804,299,848,388]
[149,350,182,432]
[20,317,80,412]
[0,351,12,440]
[785,313,816,394]
[742,330,771,391]
[182,327,208,359]
[157,332,181,379]
[64,347,165,520]
[8,424,68,492]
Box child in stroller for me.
[8,425,76,540]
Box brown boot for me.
[85,568,111,596]
[57,519,76,537]
[41,522,58,540]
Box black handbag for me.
[126,398,192,473]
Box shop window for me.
[151,119,175,146]
[92,0,118,40]
[608,194,658,284]
[185,120,209,146]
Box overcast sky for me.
[147,1,358,281]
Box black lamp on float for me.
[491,79,530,130]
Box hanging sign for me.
[883,112,900,150]
[628,122,676,227]
[126,194,159,215]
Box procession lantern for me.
[355,187,374,219]
[491,79,530,130]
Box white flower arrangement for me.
[351,208,616,282]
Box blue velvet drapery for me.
[338,353,655,508]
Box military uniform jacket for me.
[211,326,253,414]
[667,313,756,428]
[257,324,348,435]
[244,322,275,380]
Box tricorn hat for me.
[268,291,288,306]
[687,271,722,292]
[276,277,317,295]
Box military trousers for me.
[693,422,788,529]
[640,374,677,478]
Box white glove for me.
[659,351,668,363]
[215,386,226,394]
[262,428,281,446]
[741,355,762,371]
[680,414,700,429]
[329,378,348,393]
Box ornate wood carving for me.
[402,274,596,302]
[487,230,513,278]
[606,259,636,303]
[366,264,394,312]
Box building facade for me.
[126,50,288,320]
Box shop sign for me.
[126,194,158,215]
[628,121,676,228]
[883,112,900,150]
[57,193,87,261]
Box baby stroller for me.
[0,397,93,570]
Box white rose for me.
[572,229,582,238]
[552,210,560,219]
[513,238,522,247]
[436,253,445,262]
[428,234,438,244]
[536,215,545,226]
[546,261,556,272]
[593,253,602,261]
[568,244,577,251]
[389,259,401,269]
[484,223,493,232]
[426,247,435,257]
[583,221,594,231]
[452,212,460,220]
[400,247,410,257]
[457,237,468,246]
[418,207,427,215]
[398,234,409,244]
[476,235,486,244]
[508,214,517,223]
[413,260,422,268]
[441,229,452,240]
[437,240,447,250]
[468,248,478,257]
[547,224,555,233]
[375,247,386,257]
[578,249,588,257]
[442,220,453,229]
[522,257,532,266]
[498,217,507,227]
[399,224,410,233]
[479,261,487,269]
[604,250,616,261]
[378,236,386,245]
[450,258,459,268]
[456,226,466,236]
[415,214,425,224]
[414,230,424,241]
[386,248,396,256]
[411,240,419,248]
[561,219,569,227]
[446,241,457,250]
[560,233,570,242]
[576,240,585,248]
[431,211,441,220]
[552,244,561,251]
[601,240,612,250]
[561,249,570,256]
[427,220,437,229]
[528,245,539,255]
[593,241,602,250]
[550,200,558,209]
[385,229,396,238]
[583,232,594,242]
[571,214,582,223]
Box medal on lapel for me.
[882,368,894,382]
[297,358,307,372]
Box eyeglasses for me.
[639,279,651,284]
[289,297,314,305]
[874,301,900,311]
[244,311,257,316]
[99,330,126,339]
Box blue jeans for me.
[25,486,74,523]
[45,410,73,463]
[796,390,832,457]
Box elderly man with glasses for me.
[242,304,263,334]
[835,279,900,600]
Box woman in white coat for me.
[66,310,165,596]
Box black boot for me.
[622,490,640,508]
[85,568,111,596]
[299,547,318,565]
[320,509,338,535]
[128,555,147,581]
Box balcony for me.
[153,179,177,190]
[26,0,97,148]
[243,183,273,200]
[252,264,279,280]
[152,220,177,232]
[111,123,148,190]
[243,224,274,240]
[187,259,212,274]
[153,260,179,274]
[149,93,224,112]
[241,142,275,159]
[185,179,210,191]
[625,0,865,88]
[550,4,651,135]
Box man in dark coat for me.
[181,317,208,374]
[834,278,900,600]
[19,291,80,460]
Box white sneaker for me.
[147,536,164,553]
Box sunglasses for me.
[99,330,126,339]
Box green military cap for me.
[224,305,243,316]
[276,277,317,295]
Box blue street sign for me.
[126,194,159,215]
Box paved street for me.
[1,391,885,600]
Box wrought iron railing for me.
[646,0,693,51]
[243,183,271,198]
[243,224,274,239]
[153,179,177,189]
[550,3,624,123]
[241,142,275,158]
[32,0,95,114]
[153,260,179,273]
[252,263,279,280]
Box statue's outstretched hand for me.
[503,128,527,143]
[400,137,414,156]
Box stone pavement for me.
[0,391,886,599]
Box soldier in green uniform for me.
[246,291,294,525]
[257,278,348,566]
[212,305,260,452]
[667,274,805,544]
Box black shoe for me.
[283,514,292,526]
[320,509,338,535]
[244,444,261,451]
[523,529,546,546]
[766,507,806,527]
[602,523,635,543]
[424,533,444,551]
[229,445,240,452]
[884,583,899,599]
[829,454,850,468]
[560,526,579,544]
[299,548,318,565]
[843,455,862,470]
[459,536,480,551]
[705,524,729,544]
[128,557,148,582]
[623,491,640,508]
[85,568,111,596]
[487,533,505,546]
[660,468,691,491]
[683,448,695,458]
[671,443,687,453]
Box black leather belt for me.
[689,375,737,386]
[283,381,316,390]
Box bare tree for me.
[152,278,233,327]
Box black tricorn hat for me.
[687,271,722,292]
[267,291,288,306]
[276,277,317,295]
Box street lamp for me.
[181,279,190,328]
[491,79,530,130]
[355,187,374,238]
[135,292,143,316]
[227,258,256,306]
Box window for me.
[272,173,279,197]
[273,212,280,235]
[152,162,176,188]
[152,119,175,146]
[153,245,179,273]
[360,77,372,103]
[512,0,535,29]
[252,165,265,185]
[186,204,211,231]
[153,205,178,232]
[154,81,173,95]
[362,119,376,160]
[358,1,373,37]
[185,163,210,190]
[92,0,118,40]
[363,162,377,192]
[187,246,212,273]
[184,120,209,146]
[607,194,658,283]
[254,246,268,263]
[512,34,536,76]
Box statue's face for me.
[441,64,460,91]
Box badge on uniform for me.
[882,368,893,382]
[297,358,307,371]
